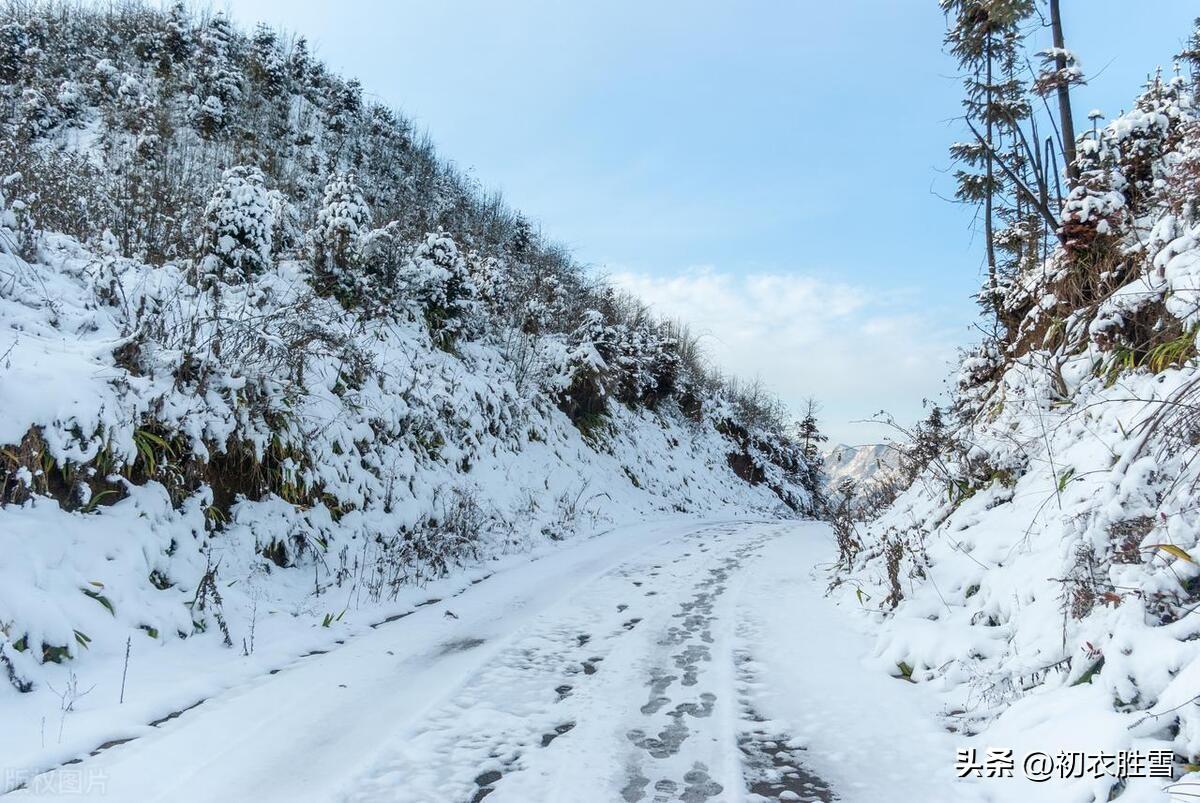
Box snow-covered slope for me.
[0,226,810,765]
[0,0,815,757]
[836,70,1200,802]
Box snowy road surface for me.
[10,520,984,802]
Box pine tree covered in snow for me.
[795,399,827,512]
[310,171,370,299]
[201,165,274,283]
[401,231,477,345]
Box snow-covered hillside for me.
[836,47,1200,803]
[0,0,817,770]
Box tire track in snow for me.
[619,527,775,803]
[734,645,837,803]
[341,527,743,803]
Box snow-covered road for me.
[10,520,984,803]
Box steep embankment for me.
[0,0,814,738]
[838,66,1200,803]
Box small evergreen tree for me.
[310,171,371,298]
[191,13,242,139]
[266,189,302,256]
[899,404,949,484]
[795,398,828,506]
[323,78,362,138]
[0,21,29,85]
[200,165,275,283]
[248,24,286,95]
[1,173,40,261]
[162,2,192,69]
[1181,18,1200,87]
[507,217,534,259]
[289,36,313,88]
[557,309,612,431]
[403,231,477,345]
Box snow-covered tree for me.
[310,171,371,297]
[54,80,85,127]
[899,404,948,485]
[1181,18,1200,87]
[401,231,478,345]
[507,217,534,259]
[1,178,39,260]
[18,86,57,140]
[191,13,242,139]
[557,310,612,429]
[468,251,510,313]
[609,319,679,407]
[289,35,314,89]
[162,1,192,68]
[248,23,286,95]
[0,21,29,85]
[323,78,362,138]
[794,399,827,508]
[267,189,302,256]
[201,165,275,283]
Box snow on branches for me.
[201,165,275,283]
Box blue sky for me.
[223,0,1199,443]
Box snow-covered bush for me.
[398,231,478,346]
[309,171,371,299]
[200,165,275,283]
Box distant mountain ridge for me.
[821,443,897,493]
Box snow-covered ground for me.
[838,365,1200,803]
[4,520,984,803]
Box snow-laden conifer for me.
[201,165,275,283]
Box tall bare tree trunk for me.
[1048,0,1078,185]
[984,35,997,312]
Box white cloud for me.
[610,267,963,445]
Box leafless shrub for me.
[190,554,232,646]
[884,536,906,609]
[1109,516,1154,564]
[542,484,610,541]
[362,486,492,601]
[1057,542,1106,620]
[46,671,95,744]
[829,479,864,569]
